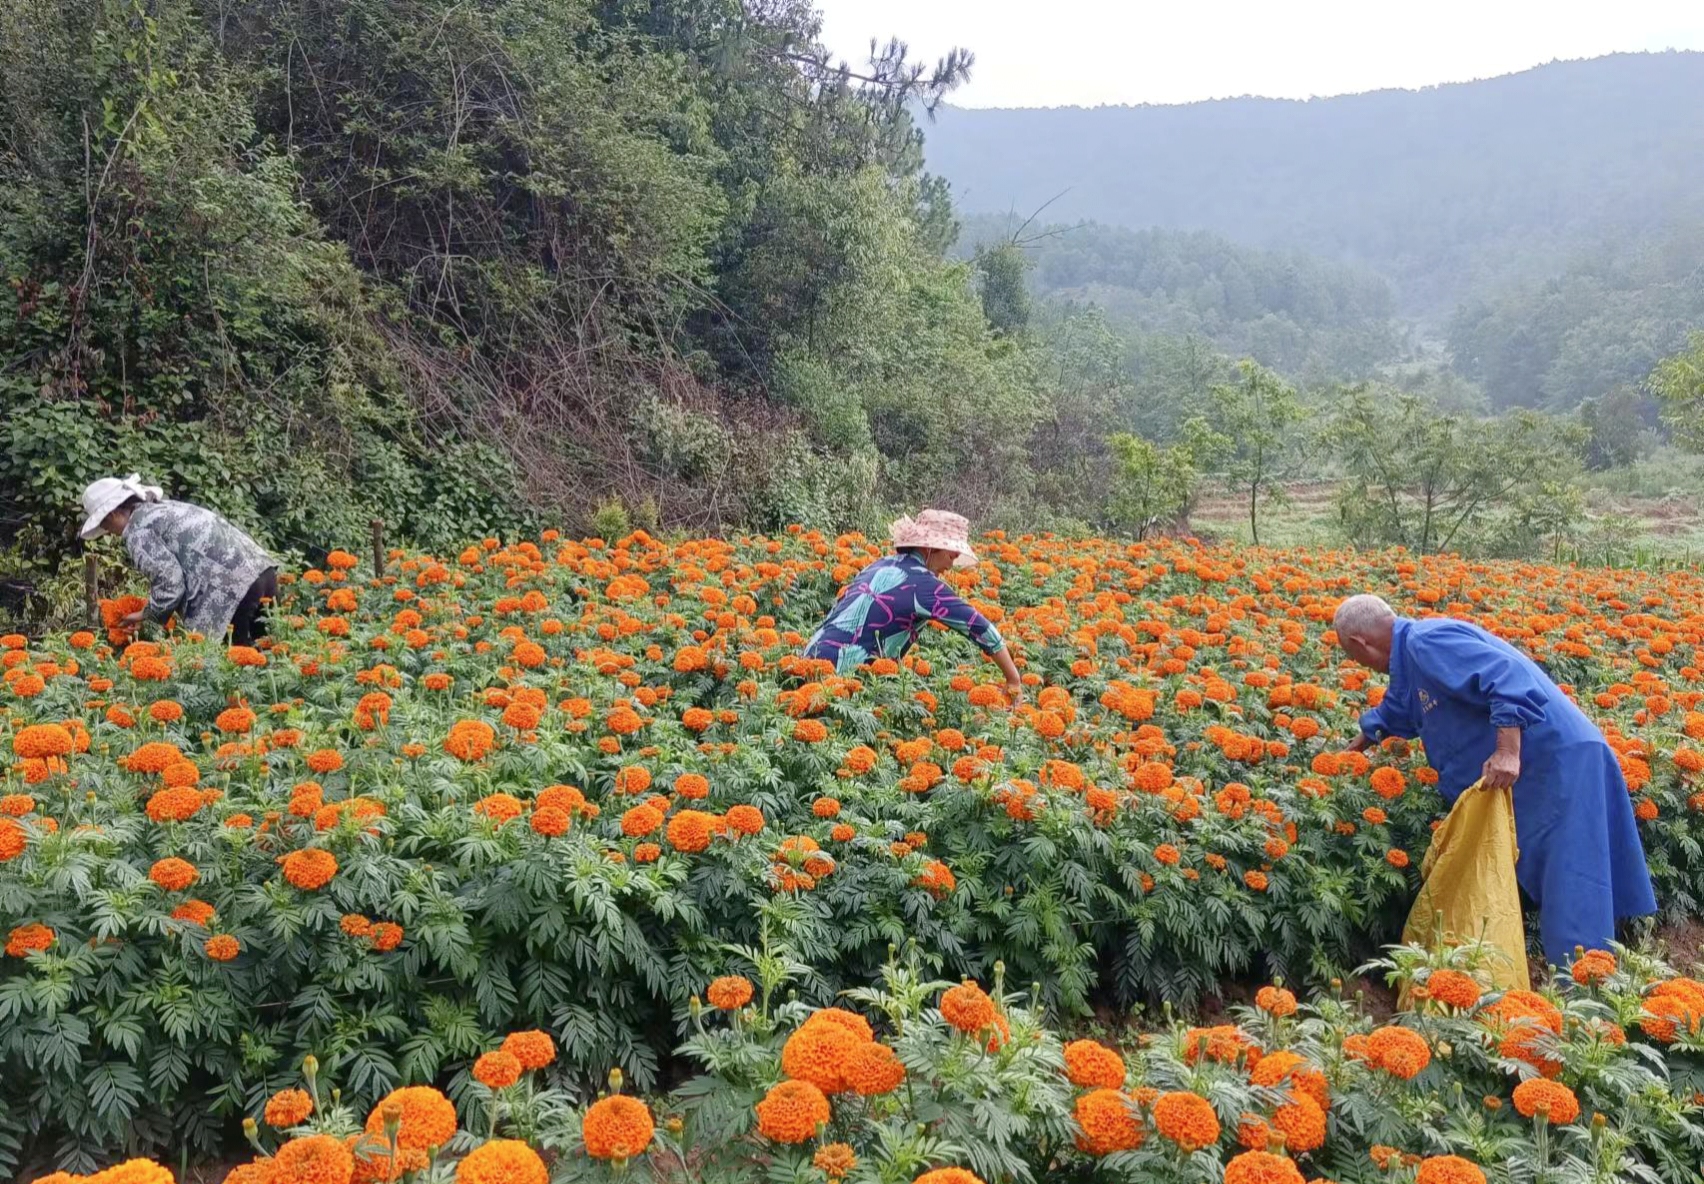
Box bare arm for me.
[989,646,1025,702]
[1481,726,1521,789]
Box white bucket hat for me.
[890,509,979,567]
[79,474,163,539]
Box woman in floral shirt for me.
[803,510,1024,700]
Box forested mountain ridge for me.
[958,215,1405,377]
[925,52,1704,317]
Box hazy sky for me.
[814,1,1704,108]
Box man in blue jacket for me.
[1334,594,1656,969]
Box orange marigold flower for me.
[272,1135,353,1184]
[473,793,525,824]
[614,766,653,795]
[13,724,74,760]
[455,1139,548,1184]
[782,1016,864,1093]
[725,804,764,835]
[1185,1024,1261,1067]
[1424,969,1482,1011]
[1255,985,1297,1017]
[149,856,199,891]
[666,809,714,853]
[145,786,204,823]
[754,1080,830,1144]
[265,1087,315,1127]
[1512,1079,1580,1124]
[1063,1040,1127,1089]
[940,981,997,1034]
[444,720,497,762]
[305,748,344,774]
[501,1030,557,1070]
[1272,1093,1325,1153]
[473,1050,524,1090]
[1639,977,1704,1042]
[1414,1156,1486,1184]
[205,934,240,961]
[531,806,570,837]
[1152,1090,1221,1151]
[370,922,404,951]
[215,706,256,734]
[914,1172,985,1184]
[1074,1088,1145,1155]
[161,759,200,788]
[1223,1151,1306,1184]
[224,1160,277,1184]
[813,1143,857,1180]
[282,848,338,890]
[341,914,373,938]
[6,923,55,958]
[0,818,26,861]
[1365,1025,1430,1079]
[1369,767,1406,799]
[170,899,216,926]
[365,1086,458,1150]
[845,1041,906,1096]
[1569,949,1617,986]
[706,976,754,1010]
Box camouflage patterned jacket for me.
[123,501,275,639]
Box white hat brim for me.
[79,489,130,539]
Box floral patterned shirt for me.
[802,553,1004,674]
[123,500,274,638]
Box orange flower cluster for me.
[582,1095,654,1159]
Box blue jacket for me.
[1361,617,1656,966]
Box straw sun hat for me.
[889,509,978,567]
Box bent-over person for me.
[80,475,278,647]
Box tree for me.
[1577,385,1651,471]
[1328,387,1585,554]
[1191,362,1308,546]
[975,241,1031,335]
[1105,433,1199,539]
[1649,330,1704,452]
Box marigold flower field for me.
[4,530,1704,1182]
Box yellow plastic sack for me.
[1398,782,1529,1003]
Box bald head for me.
[1334,594,1397,672]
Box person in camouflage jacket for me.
[79,475,278,645]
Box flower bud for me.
[608,1067,625,1094]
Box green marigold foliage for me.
[3,529,1704,1173]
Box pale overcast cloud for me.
[814,0,1704,108]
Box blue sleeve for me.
[1407,624,1548,729]
[919,577,1006,655]
[1361,700,1418,741]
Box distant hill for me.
[958,214,1405,377]
[925,53,1704,318]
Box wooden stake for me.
[84,553,100,626]
[371,519,385,577]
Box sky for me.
[814,0,1704,108]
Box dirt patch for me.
[1653,918,1704,974]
